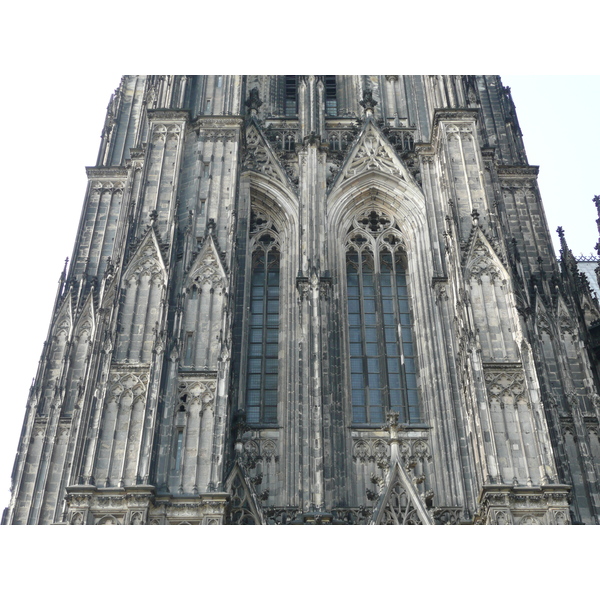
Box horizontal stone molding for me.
[496,165,540,178]
[147,109,191,122]
[85,166,128,179]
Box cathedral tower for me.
[4,76,600,525]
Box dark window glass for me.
[325,75,337,116]
[285,76,297,116]
[346,246,420,425]
[245,246,280,425]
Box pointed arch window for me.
[245,212,280,425]
[324,75,337,116]
[345,210,419,425]
[284,75,298,117]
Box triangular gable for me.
[463,228,508,282]
[123,227,167,282]
[100,273,118,310]
[224,461,265,525]
[370,460,433,525]
[533,297,553,337]
[242,122,294,190]
[332,120,417,188]
[555,294,577,335]
[52,292,73,337]
[73,292,96,336]
[185,235,227,290]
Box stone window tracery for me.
[325,75,337,116]
[245,212,280,425]
[345,209,419,425]
[284,76,298,117]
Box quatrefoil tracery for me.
[346,209,403,253]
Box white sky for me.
[0,1,597,591]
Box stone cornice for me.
[432,108,479,126]
[109,362,151,371]
[481,361,523,370]
[153,493,229,505]
[147,109,190,122]
[478,483,571,502]
[86,166,128,179]
[191,115,245,130]
[177,369,218,378]
[496,165,539,178]
[428,108,479,151]
[414,142,434,156]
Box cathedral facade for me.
[4,75,600,525]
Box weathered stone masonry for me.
[3,75,600,525]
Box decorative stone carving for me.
[342,131,399,180]
[177,378,216,411]
[484,368,526,403]
[225,467,264,525]
[519,514,541,525]
[70,512,84,525]
[124,230,166,282]
[465,237,502,282]
[186,237,227,290]
[242,125,286,184]
[241,438,279,468]
[108,371,149,405]
[376,481,425,525]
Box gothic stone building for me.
[4,76,600,525]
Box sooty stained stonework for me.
[4,76,600,525]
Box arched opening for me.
[344,208,420,424]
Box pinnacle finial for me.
[245,88,262,116]
[359,88,377,115]
[232,409,248,456]
[383,410,404,443]
[60,257,69,282]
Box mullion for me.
[396,257,419,422]
[378,251,396,422]
[390,253,408,422]
[357,252,370,423]
[247,252,264,425]
[260,252,268,423]
[361,251,383,424]
[263,251,279,424]
[347,255,366,423]
[247,247,279,425]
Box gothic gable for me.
[534,300,553,337]
[185,235,227,290]
[463,228,508,283]
[52,293,73,338]
[73,293,96,337]
[555,296,577,336]
[123,228,166,283]
[224,462,265,525]
[100,274,118,310]
[334,120,416,187]
[370,460,433,525]
[242,122,294,190]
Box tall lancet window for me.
[284,75,298,117]
[246,212,280,425]
[324,75,337,116]
[346,209,419,425]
